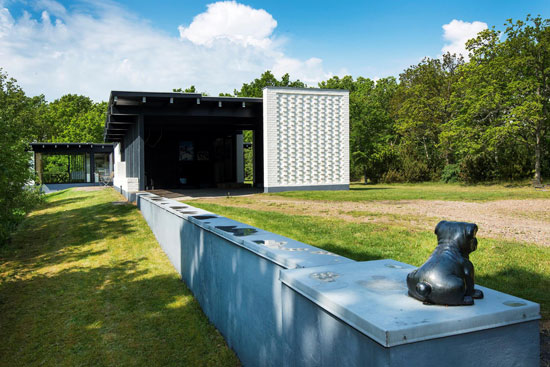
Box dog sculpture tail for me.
[416,282,431,298]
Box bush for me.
[441,164,460,183]
[381,169,405,183]
[459,154,495,183]
[401,159,431,182]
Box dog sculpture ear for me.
[465,223,478,239]
[435,221,447,236]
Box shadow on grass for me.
[0,259,238,367]
[40,196,84,209]
[6,198,137,271]
[315,241,384,262]
[478,267,550,318]
[1,189,240,366]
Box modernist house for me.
[105,87,349,200]
[32,87,349,199]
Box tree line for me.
[1,15,548,244]
[234,16,550,186]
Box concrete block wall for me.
[263,87,350,193]
[136,193,540,367]
[137,193,352,366]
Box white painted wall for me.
[262,87,349,192]
[112,142,138,192]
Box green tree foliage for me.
[445,16,550,184]
[44,94,107,143]
[173,86,209,96]
[234,71,306,97]
[320,76,398,182]
[0,69,43,244]
[392,53,463,181]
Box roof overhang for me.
[30,143,115,154]
[104,91,263,142]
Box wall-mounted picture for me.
[179,141,194,161]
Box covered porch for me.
[104,91,263,193]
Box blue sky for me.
[1,0,549,101]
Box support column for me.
[35,152,43,184]
[253,128,263,187]
[90,152,95,183]
[236,131,244,183]
[138,114,145,190]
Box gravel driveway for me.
[198,197,550,246]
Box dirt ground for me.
[198,196,550,247]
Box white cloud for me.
[0,1,332,101]
[442,19,487,59]
[178,1,276,48]
[34,0,67,17]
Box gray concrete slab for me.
[145,187,262,200]
[280,259,541,347]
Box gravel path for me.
[198,197,550,246]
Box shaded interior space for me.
[30,143,114,184]
[144,119,250,189]
[105,92,263,191]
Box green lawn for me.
[269,182,550,202]
[193,202,550,321]
[0,188,239,367]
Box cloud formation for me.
[0,1,333,101]
[442,19,487,59]
[179,1,277,48]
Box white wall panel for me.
[263,87,349,192]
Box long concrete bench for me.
[136,192,540,367]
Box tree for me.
[234,71,306,98]
[320,75,398,182]
[448,16,550,184]
[173,86,208,96]
[44,94,107,143]
[0,69,42,244]
[392,54,463,180]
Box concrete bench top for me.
[280,259,541,347]
[137,193,354,269]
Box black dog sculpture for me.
[406,221,484,306]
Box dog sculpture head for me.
[434,220,478,255]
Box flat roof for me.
[109,91,263,104]
[105,90,264,143]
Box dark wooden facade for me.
[104,91,263,191]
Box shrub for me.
[381,169,405,183]
[441,164,460,183]
[459,154,495,183]
[401,159,431,182]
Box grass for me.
[0,188,239,367]
[192,202,550,321]
[269,182,550,202]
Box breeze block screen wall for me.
[262,87,350,193]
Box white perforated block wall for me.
[262,87,349,192]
